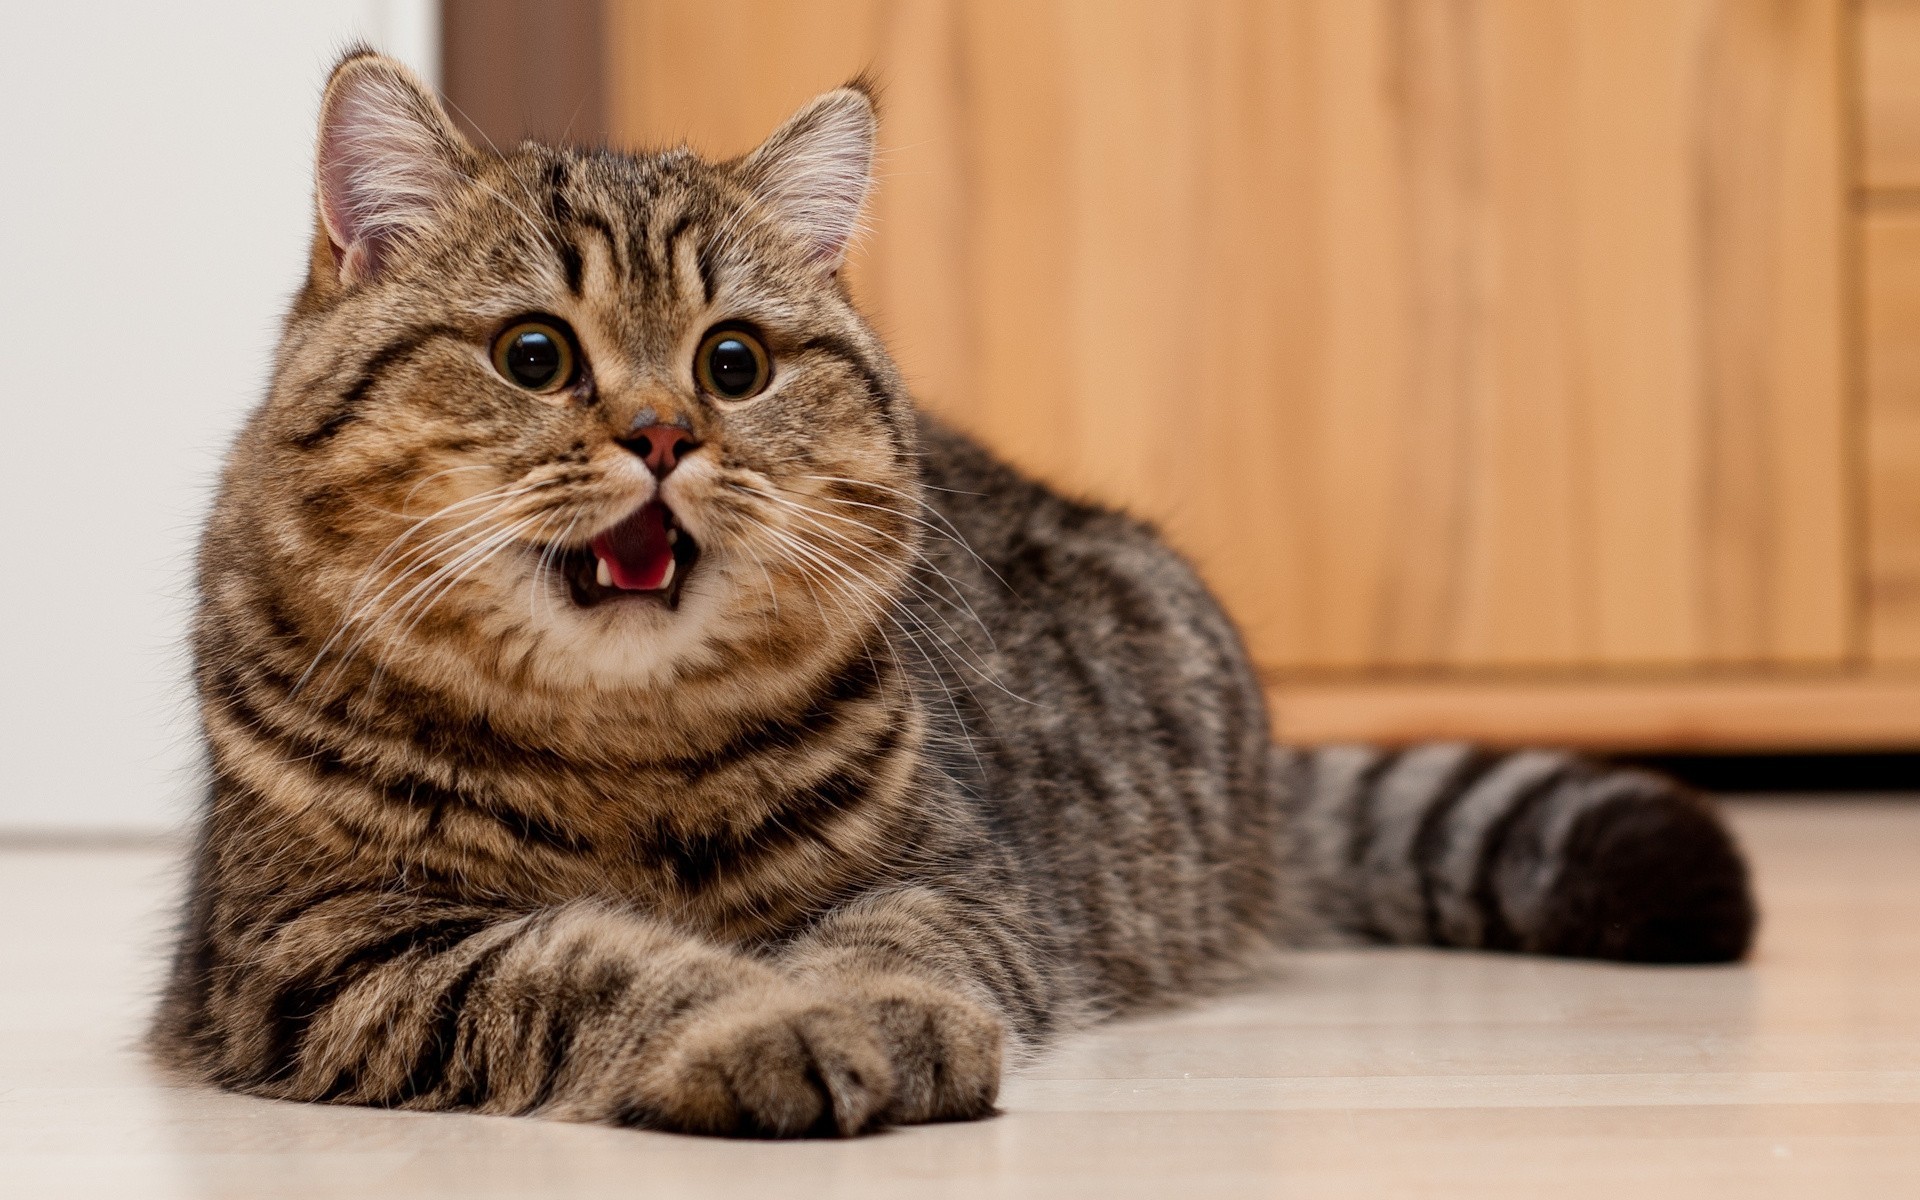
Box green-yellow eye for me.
[695,327,771,400]
[491,319,575,393]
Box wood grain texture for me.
[1862,0,1920,191]
[1867,210,1920,660]
[1268,675,1920,750]
[602,1,1851,675]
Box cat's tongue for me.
[591,501,676,591]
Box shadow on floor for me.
[1613,752,1920,794]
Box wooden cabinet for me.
[447,0,1920,749]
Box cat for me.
[152,49,1756,1138]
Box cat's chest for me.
[419,731,919,939]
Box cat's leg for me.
[1276,743,1757,962]
[171,894,918,1136]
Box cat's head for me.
[220,51,919,703]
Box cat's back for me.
[914,411,1257,694]
[910,413,1282,996]
[914,412,1214,620]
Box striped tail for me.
[1275,743,1756,963]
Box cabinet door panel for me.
[1863,0,1920,190]
[1868,211,1920,660]
[606,0,1850,673]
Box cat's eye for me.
[695,327,771,400]
[491,319,576,393]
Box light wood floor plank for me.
[3,801,1916,1198]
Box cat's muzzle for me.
[555,499,700,609]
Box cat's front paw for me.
[623,985,896,1137]
[602,976,1003,1137]
[844,974,1003,1125]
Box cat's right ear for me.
[314,49,473,287]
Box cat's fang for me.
[656,556,675,590]
[595,557,613,588]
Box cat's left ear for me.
[738,82,877,270]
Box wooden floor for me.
[5,801,1918,1198]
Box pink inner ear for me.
[746,91,876,268]
[314,66,460,283]
[317,118,372,271]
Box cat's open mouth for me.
[555,500,700,609]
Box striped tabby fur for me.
[153,51,1755,1138]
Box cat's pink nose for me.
[619,425,699,478]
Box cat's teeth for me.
[595,556,612,588]
[667,528,679,545]
[657,556,676,589]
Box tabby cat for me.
[153,51,1756,1138]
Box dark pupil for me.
[708,338,759,396]
[506,330,562,387]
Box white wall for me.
[0,2,438,832]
